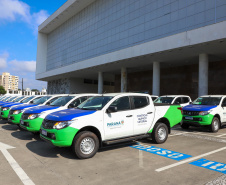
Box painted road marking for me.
[131,145,192,161]
[190,159,226,174]
[172,130,226,139]
[169,132,189,137]
[0,142,35,185]
[155,146,226,172]
[216,133,226,137]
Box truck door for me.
[132,96,155,135]
[104,96,134,140]
[221,98,226,123]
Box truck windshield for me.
[0,96,5,100]
[22,96,34,103]
[13,96,24,102]
[77,96,113,110]
[193,97,222,105]
[33,96,52,105]
[154,97,174,104]
[50,96,75,106]
[6,97,16,102]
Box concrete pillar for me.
[152,62,160,96]
[199,53,209,96]
[121,67,127,92]
[98,72,103,94]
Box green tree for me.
[31,89,39,92]
[0,86,6,95]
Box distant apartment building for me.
[0,72,19,91]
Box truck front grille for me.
[183,111,200,116]
[42,119,56,129]
[22,113,30,120]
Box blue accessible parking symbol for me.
[131,145,192,161]
[190,159,226,174]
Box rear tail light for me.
[177,107,183,114]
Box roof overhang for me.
[38,0,96,34]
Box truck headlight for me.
[28,114,41,120]
[199,110,212,116]
[2,107,10,111]
[53,121,73,130]
[13,110,22,115]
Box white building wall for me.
[45,0,226,72]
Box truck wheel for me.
[210,117,220,133]
[152,123,168,144]
[72,131,99,159]
[181,123,189,129]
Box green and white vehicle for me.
[154,95,192,107]
[40,93,182,159]
[20,94,99,133]
[182,95,226,132]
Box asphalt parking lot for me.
[0,119,226,185]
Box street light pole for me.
[22,78,23,95]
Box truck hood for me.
[183,105,217,111]
[24,105,60,114]
[0,102,13,106]
[3,103,22,107]
[11,104,38,110]
[45,109,96,121]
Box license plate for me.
[41,129,47,136]
[20,120,24,125]
[185,117,193,120]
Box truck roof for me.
[200,95,225,97]
[101,93,150,97]
[160,95,190,97]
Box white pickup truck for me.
[154,95,192,107]
[40,93,182,159]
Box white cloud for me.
[31,10,49,34]
[0,52,46,91]
[23,77,47,90]
[9,60,36,72]
[0,0,49,34]
[0,0,30,22]
[0,52,8,69]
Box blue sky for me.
[0,0,67,90]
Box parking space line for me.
[155,146,226,172]
[169,132,189,137]
[216,133,226,137]
[183,132,226,139]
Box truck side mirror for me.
[68,104,75,108]
[106,106,117,113]
[46,102,50,105]
[189,102,192,105]
[30,100,33,104]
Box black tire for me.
[210,117,220,133]
[181,123,190,129]
[72,131,99,159]
[152,122,168,144]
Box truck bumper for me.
[40,126,79,147]
[8,113,23,124]
[20,118,44,132]
[1,110,10,119]
[182,114,214,126]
